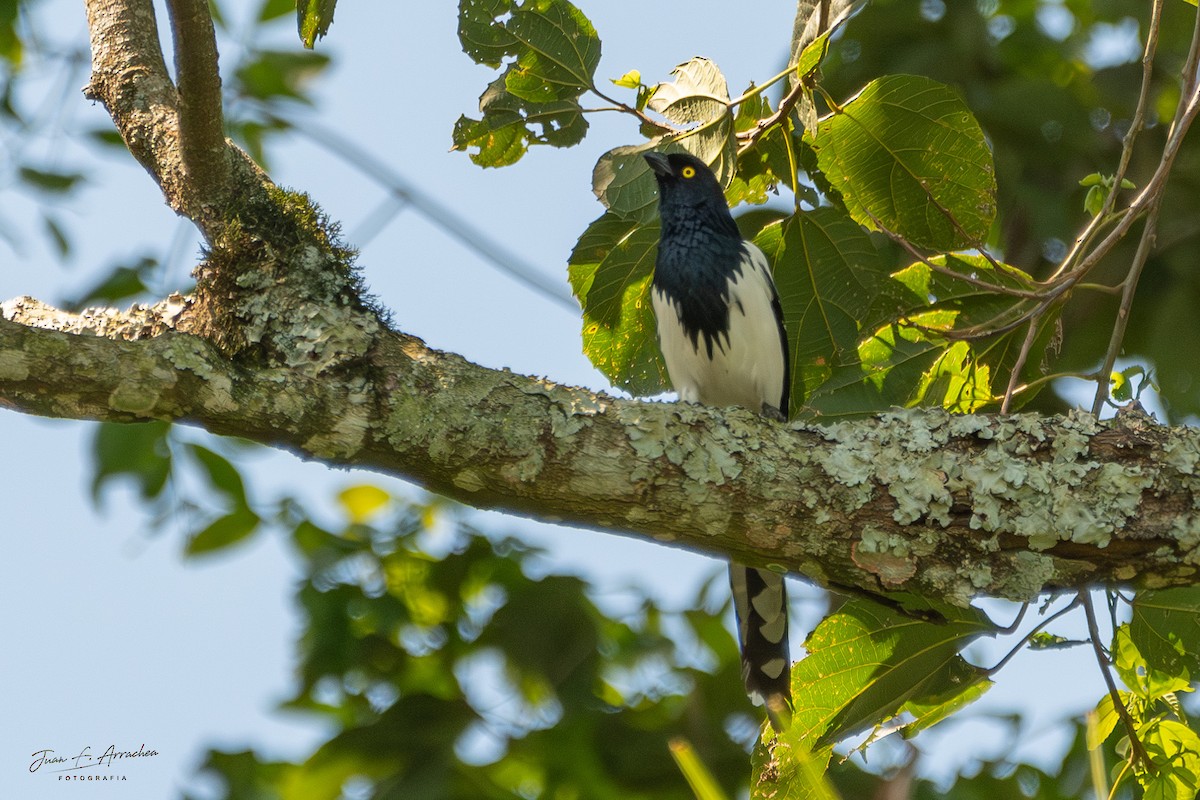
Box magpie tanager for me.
[645,151,792,731]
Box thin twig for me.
[738,79,809,152]
[1001,319,1039,413]
[1050,0,1164,282]
[866,212,1043,300]
[589,85,672,133]
[1081,591,1151,771]
[983,595,1081,676]
[1005,370,1103,401]
[996,601,1030,635]
[1089,197,1163,416]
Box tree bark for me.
[5,294,1200,606]
[14,0,1195,610]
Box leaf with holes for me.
[567,212,666,395]
[1131,587,1200,688]
[455,0,599,165]
[811,74,996,250]
[297,0,337,48]
[454,78,587,167]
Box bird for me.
[644,150,792,731]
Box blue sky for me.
[0,1,1126,796]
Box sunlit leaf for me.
[810,74,997,249]
[297,0,337,48]
[1139,719,1200,800]
[567,211,666,395]
[454,0,598,165]
[611,69,641,89]
[453,78,587,167]
[670,738,731,800]
[337,484,391,524]
[784,599,993,748]
[1112,623,1191,701]
[1087,692,1124,751]
[1131,587,1200,687]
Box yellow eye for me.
[681,166,697,179]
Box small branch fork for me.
[1082,591,1153,773]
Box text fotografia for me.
[30,744,159,776]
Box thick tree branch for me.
[5,296,1200,607]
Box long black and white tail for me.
[729,562,791,731]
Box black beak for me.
[644,152,672,177]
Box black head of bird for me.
[644,152,740,241]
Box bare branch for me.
[165,0,230,205]
[83,0,181,200]
[84,0,270,238]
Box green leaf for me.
[1028,631,1086,650]
[796,29,833,82]
[453,78,587,167]
[457,0,599,98]
[91,421,173,503]
[669,738,731,800]
[890,254,1037,326]
[810,75,997,249]
[897,671,992,738]
[750,737,839,800]
[65,256,157,310]
[811,253,1055,415]
[186,443,250,509]
[567,212,667,395]
[726,93,800,206]
[1087,692,1124,751]
[647,57,737,184]
[1139,719,1200,800]
[259,0,293,22]
[591,141,663,223]
[454,0,598,166]
[1131,587,1200,687]
[789,0,860,74]
[784,599,993,748]
[611,69,641,89]
[1113,623,1191,701]
[592,61,738,221]
[753,209,888,410]
[19,166,85,194]
[297,0,337,48]
[185,507,261,556]
[235,50,330,102]
[0,0,21,65]
[42,214,70,259]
